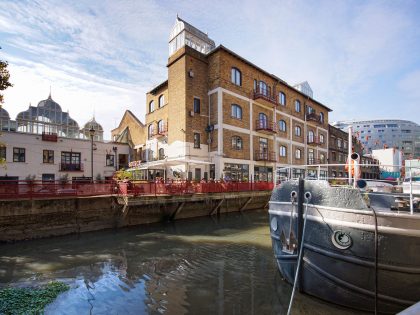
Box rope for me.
[287,193,311,315]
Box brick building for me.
[113,17,332,182]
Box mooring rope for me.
[287,192,312,315]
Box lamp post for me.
[89,127,96,183]
[112,146,118,171]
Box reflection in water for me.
[0,210,362,315]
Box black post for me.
[297,177,305,292]
[90,135,94,183]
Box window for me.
[253,79,257,91]
[279,92,286,105]
[308,149,315,164]
[320,153,325,164]
[332,151,336,161]
[308,131,314,143]
[319,112,324,123]
[295,100,301,112]
[193,97,200,114]
[149,100,155,113]
[231,104,242,119]
[61,151,81,170]
[13,147,25,162]
[43,150,54,164]
[158,95,165,108]
[278,120,286,132]
[258,81,268,95]
[106,154,115,166]
[295,126,301,137]
[0,146,6,161]
[306,105,314,114]
[337,138,342,148]
[194,133,200,148]
[158,148,165,160]
[319,134,324,144]
[279,145,287,157]
[231,136,243,150]
[295,149,302,159]
[258,113,268,129]
[148,124,154,139]
[231,67,242,86]
[157,120,165,134]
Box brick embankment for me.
[0,191,271,242]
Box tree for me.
[0,47,13,104]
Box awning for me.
[128,157,212,170]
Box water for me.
[0,210,363,315]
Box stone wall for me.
[0,191,270,242]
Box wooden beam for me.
[170,202,185,221]
[239,197,252,212]
[209,198,224,216]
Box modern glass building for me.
[332,119,420,159]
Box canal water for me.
[0,210,363,315]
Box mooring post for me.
[297,177,304,292]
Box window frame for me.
[279,145,287,157]
[149,100,155,113]
[0,146,6,161]
[231,67,242,86]
[193,97,201,114]
[295,148,302,159]
[148,124,154,139]
[278,120,287,132]
[279,92,286,106]
[13,147,25,162]
[43,149,54,164]
[295,126,302,137]
[193,133,201,149]
[308,131,315,143]
[158,95,165,108]
[295,100,301,112]
[106,154,115,167]
[157,120,164,134]
[319,112,324,123]
[231,136,243,150]
[231,104,242,120]
[319,134,324,144]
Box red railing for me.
[119,180,274,196]
[252,87,277,105]
[0,180,115,200]
[42,132,58,142]
[0,180,274,200]
[254,150,277,162]
[255,119,276,133]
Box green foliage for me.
[0,281,69,314]
[0,47,13,105]
[114,169,132,180]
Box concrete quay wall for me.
[0,191,271,242]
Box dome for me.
[83,117,103,132]
[36,94,63,112]
[0,107,10,120]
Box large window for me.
[157,120,165,134]
[158,95,165,108]
[295,100,301,112]
[106,154,115,166]
[231,136,243,150]
[231,67,242,86]
[279,145,287,157]
[13,147,25,162]
[194,133,200,148]
[231,104,242,119]
[308,131,315,143]
[148,124,154,139]
[61,151,81,170]
[295,149,302,159]
[224,163,249,181]
[43,150,54,164]
[193,97,200,114]
[295,126,301,137]
[278,120,286,132]
[149,100,155,113]
[279,92,286,105]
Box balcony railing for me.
[42,132,58,142]
[306,112,320,122]
[255,120,276,133]
[307,136,322,145]
[252,87,277,105]
[154,124,168,137]
[255,150,277,162]
[59,163,84,172]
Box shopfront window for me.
[223,163,249,181]
[254,166,273,182]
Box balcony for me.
[307,136,321,145]
[255,120,276,134]
[42,132,58,142]
[59,163,84,172]
[306,112,320,122]
[252,87,277,106]
[255,150,277,162]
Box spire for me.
[48,86,52,99]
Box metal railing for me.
[255,150,277,162]
[59,163,84,171]
[255,119,276,133]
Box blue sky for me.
[0,0,419,139]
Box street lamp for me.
[89,126,96,183]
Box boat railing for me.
[275,163,420,215]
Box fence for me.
[0,180,275,200]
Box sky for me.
[0,0,419,140]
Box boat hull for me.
[269,180,420,314]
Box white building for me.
[372,148,403,178]
[0,95,130,181]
